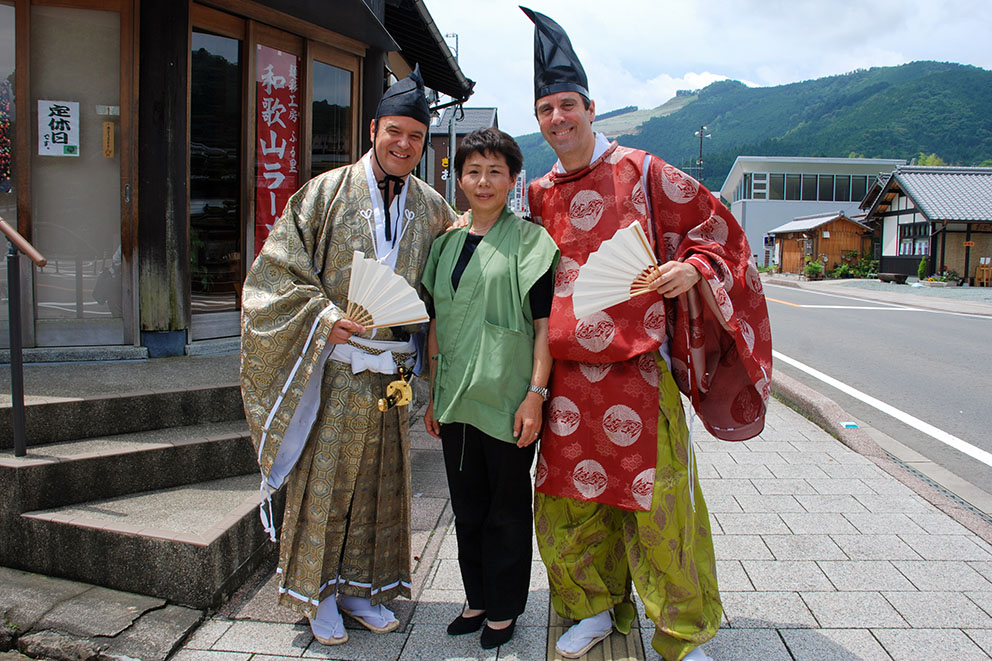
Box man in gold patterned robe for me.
[240,67,455,646]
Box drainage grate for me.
[884,450,992,527]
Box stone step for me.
[0,420,256,512]
[12,473,280,609]
[0,383,244,449]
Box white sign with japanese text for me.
[38,100,80,157]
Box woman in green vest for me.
[422,127,559,649]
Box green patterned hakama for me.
[535,356,721,661]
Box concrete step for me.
[0,420,256,512]
[0,383,244,449]
[11,474,280,609]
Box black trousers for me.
[440,422,536,621]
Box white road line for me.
[773,349,992,469]
[800,305,917,310]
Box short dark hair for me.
[454,128,523,180]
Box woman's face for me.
[458,151,514,218]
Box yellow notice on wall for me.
[102,121,114,158]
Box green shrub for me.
[917,257,928,280]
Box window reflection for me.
[0,3,14,329]
[311,60,352,177]
[190,31,241,313]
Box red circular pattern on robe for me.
[572,459,608,499]
[739,319,755,356]
[535,453,549,487]
[731,384,764,425]
[710,276,735,321]
[575,311,615,353]
[643,301,666,343]
[745,260,763,293]
[569,189,605,231]
[637,353,659,387]
[548,396,581,436]
[554,256,581,298]
[660,165,699,204]
[603,404,643,447]
[688,215,729,247]
[631,181,646,215]
[662,232,680,262]
[579,362,612,383]
[631,468,655,510]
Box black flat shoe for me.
[447,611,486,635]
[480,619,516,649]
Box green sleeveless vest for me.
[422,207,559,442]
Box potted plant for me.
[803,258,824,280]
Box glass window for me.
[190,30,242,314]
[851,175,867,202]
[801,174,817,201]
[835,175,850,202]
[0,3,13,331]
[311,60,352,178]
[743,173,752,199]
[768,174,784,200]
[818,175,833,201]
[785,174,801,200]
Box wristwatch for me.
[527,384,549,401]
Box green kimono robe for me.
[240,157,454,618]
[422,207,558,442]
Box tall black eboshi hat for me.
[375,64,431,127]
[520,6,589,103]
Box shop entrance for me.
[29,1,134,346]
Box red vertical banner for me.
[255,45,300,256]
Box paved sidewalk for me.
[171,395,992,660]
[4,276,992,659]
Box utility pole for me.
[694,124,711,182]
[445,33,459,206]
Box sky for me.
[423,0,992,138]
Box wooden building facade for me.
[0,0,472,357]
[768,212,872,275]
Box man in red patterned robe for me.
[521,8,772,661]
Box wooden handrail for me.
[0,217,47,267]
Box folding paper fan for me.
[345,251,429,329]
[572,222,661,318]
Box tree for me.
[916,152,947,166]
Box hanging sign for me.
[38,100,80,156]
[254,46,300,256]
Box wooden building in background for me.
[768,211,872,275]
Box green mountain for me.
[516,61,992,190]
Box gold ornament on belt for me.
[378,364,413,412]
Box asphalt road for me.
[764,282,992,497]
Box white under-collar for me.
[552,132,612,174]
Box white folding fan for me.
[572,222,661,318]
[344,251,429,329]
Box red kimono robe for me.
[530,142,772,511]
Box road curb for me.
[771,371,992,547]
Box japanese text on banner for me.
[254,46,299,256]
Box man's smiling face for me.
[369,115,427,178]
[535,91,596,170]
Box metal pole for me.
[7,242,27,457]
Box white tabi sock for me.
[337,594,398,629]
[683,647,714,661]
[556,610,613,658]
[309,596,346,643]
